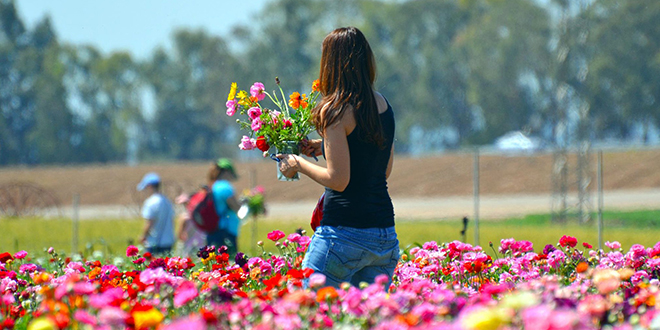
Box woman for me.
[277,27,398,288]
[206,158,242,256]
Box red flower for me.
[256,136,269,152]
[559,235,578,248]
[2,318,15,329]
[263,273,285,290]
[126,245,139,257]
[583,242,593,249]
[0,252,13,263]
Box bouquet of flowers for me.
[226,78,320,155]
[239,185,267,218]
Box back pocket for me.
[325,240,366,281]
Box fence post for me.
[597,150,604,250]
[250,169,257,256]
[72,194,80,256]
[473,148,480,247]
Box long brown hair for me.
[312,27,384,147]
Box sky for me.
[15,0,270,60]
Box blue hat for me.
[137,172,161,191]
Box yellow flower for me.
[133,308,164,329]
[462,307,511,330]
[501,291,538,310]
[27,318,56,330]
[227,82,237,101]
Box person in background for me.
[175,193,206,257]
[277,27,399,288]
[206,158,242,255]
[137,172,175,255]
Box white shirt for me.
[141,193,175,248]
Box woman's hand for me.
[276,154,301,178]
[301,139,322,157]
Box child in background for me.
[175,193,207,257]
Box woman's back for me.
[322,95,395,229]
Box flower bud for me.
[257,241,264,246]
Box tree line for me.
[1,0,658,166]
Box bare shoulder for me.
[374,91,389,114]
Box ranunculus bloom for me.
[0,252,14,263]
[250,82,266,101]
[559,235,577,248]
[248,107,262,120]
[174,281,198,308]
[251,118,263,131]
[126,245,139,257]
[226,99,237,116]
[14,250,27,259]
[133,308,164,330]
[605,241,621,250]
[267,230,286,242]
[256,136,269,152]
[239,136,256,150]
[592,268,621,294]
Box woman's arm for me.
[277,114,352,192]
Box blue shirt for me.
[141,193,175,248]
[212,180,241,236]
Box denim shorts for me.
[302,225,399,288]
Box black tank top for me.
[321,99,395,228]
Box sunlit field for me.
[2,209,659,258]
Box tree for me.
[585,0,660,142]
[144,29,241,160]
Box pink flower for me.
[287,233,301,243]
[174,281,199,308]
[282,118,292,129]
[422,241,438,251]
[522,305,552,330]
[298,236,311,249]
[267,230,285,242]
[73,282,96,296]
[605,241,621,250]
[98,307,128,326]
[239,136,256,150]
[308,273,326,288]
[126,245,139,257]
[74,310,97,326]
[226,99,237,116]
[548,250,566,268]
[13,251,27,259]
[161,316,206,330]
[248,107,262,120]
[251,118,263,131]
[133,257,146,265]
[250,82,266,101]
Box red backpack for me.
[187,189,220,233]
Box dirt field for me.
[1,148,659,219]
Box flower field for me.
[2,230,660,330]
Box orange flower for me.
[576,261,589,273]
[289,92,308,109]
[312,79,320,92]
[316,286,338,302]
